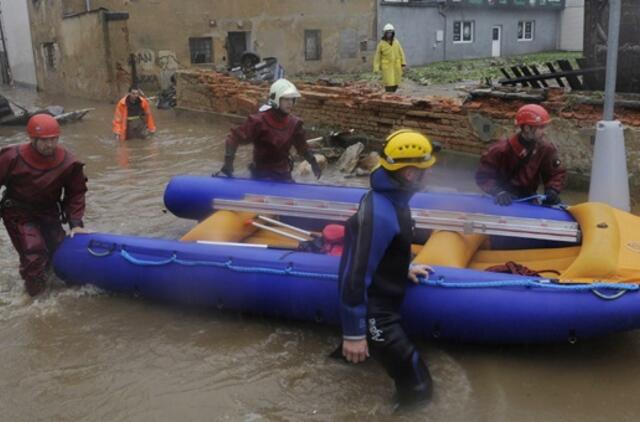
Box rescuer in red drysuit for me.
[0,114,89,296]
[475,104,566,206]
[218,78,322,182]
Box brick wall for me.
[177,69,640,193]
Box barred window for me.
[305,30,322,61]
[189,37,213,64]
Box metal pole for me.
[588,0,630,210]
[603,0,621,121]
[85,0,92,12]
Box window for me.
[517,21,535,41]
[42,42,57,71]
[305,30,322,61]
[453,21,474,43]
[189,37,213,64]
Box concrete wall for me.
[0,0,37,87]
[28,2,131,100]
[380,3,561,65]
[559,0,584,51]
[64,0,378,88]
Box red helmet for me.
[26,113,61,139]
[515,104,551,127]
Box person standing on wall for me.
[112,85,157,141]
[218,78,322,182]
[373,24,407,93]
[0,114,89,296]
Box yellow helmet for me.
[379,129,436,171]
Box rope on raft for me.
[115,248,639,298]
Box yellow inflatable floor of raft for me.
[183,203,640,284]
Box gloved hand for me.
[543,188,561,205]
[311,161,322,179]
[495,191,514,206]
[303,150,322,179]
[215,142,236,177]
[218,162,233,177]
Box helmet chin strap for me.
[387,168,427,192]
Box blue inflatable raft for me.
[52,177,640,343]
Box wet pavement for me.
[1,86,639,421]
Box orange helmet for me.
[515,104,551,127]
[26,114,61,139]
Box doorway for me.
[227,31,249,68]
[491,26,501,58]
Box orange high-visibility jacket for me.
[112,96,157,141]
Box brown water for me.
[1,86,639,421]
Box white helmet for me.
[383,23,395,33]
[268,78,301,109]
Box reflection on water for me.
[1,86,639,421]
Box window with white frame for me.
[453,21,474,43]
[518,21,535,41]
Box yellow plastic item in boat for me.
[184,204,640,284]
[560,203,640,283]
[413,231,486,268]
[180,211,257,242]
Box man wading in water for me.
[112,85,157,141]
[217,78,322,182]
[0,114,89,296]
[338,129,436,410]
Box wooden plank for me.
[556,59,583,90]
[529,65,549,87]
[545,62,565,87]
[499,68,516,85]
[510,66,529,87]
[498,67,605,86]
[518,65,542,88]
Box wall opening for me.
[42,42,57,71]
[305,30,322,61]
[227,31,249,68]
[189,37,213,64]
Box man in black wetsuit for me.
[338,129,436,409]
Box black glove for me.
[215,142,236,177]
[219,161,233,177]
[543,188,560,205]
[495,191,514,206]
[303,151,322,179]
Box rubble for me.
[335,142,365,173]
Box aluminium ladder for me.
[212,194,581,243]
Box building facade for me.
[559,0,584,51]
[28,2,130,100]
[0,0,37,87]
[51,0,377,94]
[379,0,567,66]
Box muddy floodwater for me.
[1,86,640,421]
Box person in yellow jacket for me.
[112,85,157,141]
[373,23,406,93]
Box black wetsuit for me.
[338,168,432,405]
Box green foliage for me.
[406,51,583,85]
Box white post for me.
[588,0,630,211]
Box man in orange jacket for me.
[0,114,89,296]
[112,85,157,141]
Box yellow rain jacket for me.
[373,39,406,87]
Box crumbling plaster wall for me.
[87,0,376,89]
[177,70,640,194]
[27,2,130,100]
